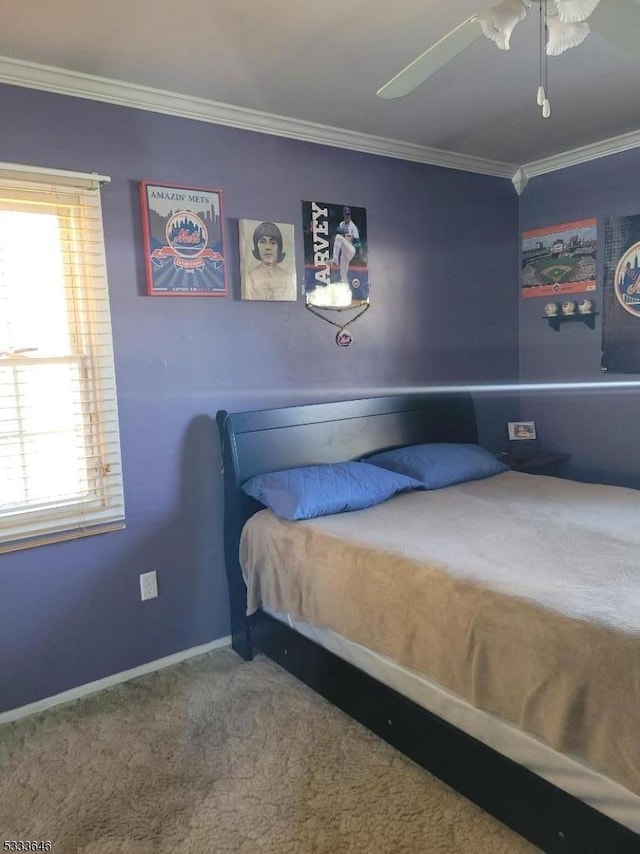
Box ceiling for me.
[1,0,639,174]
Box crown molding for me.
[2,56,639,187]
[0,56,515,179]
[511,167,529,196]
[522,128,640,180]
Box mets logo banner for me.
[521,219,597,299]
[302,201,369,308]
[140,182,227,296]
[602,213,640,374]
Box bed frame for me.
[216,392,638,854]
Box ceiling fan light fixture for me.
[546,16,591,55]
[375,0,637,124]
[476,0,531,51]
[554,0,602,23]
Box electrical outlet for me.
[140,571,158,601]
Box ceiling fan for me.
[377,0,640,116]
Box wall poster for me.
[140,181,227,296]
[602,213,640,373]
[521,219,597,299]
[302,201,369,307]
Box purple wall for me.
[519,149,640,488]
[0,84,519,712]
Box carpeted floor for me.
[0,649,540,853]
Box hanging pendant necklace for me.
[305,301,370,347]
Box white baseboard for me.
[0,635,232,725]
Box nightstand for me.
[502,450,571,474]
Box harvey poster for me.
[302,201,369,307]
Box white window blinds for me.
[0,164,125,552]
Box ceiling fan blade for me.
[377,16,482,99]
[588,0,640,56]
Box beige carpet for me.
[0,649,540,853]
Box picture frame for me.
[508,421,537,441]
[139,181,227,296]
[239,219,297,301]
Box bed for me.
[216,392,640,853]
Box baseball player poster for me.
[302,201,369,307]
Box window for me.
[0,164,124,551]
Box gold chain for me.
[305,302,370,330]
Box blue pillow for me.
[364,443,508,489]
[241,461,422,521]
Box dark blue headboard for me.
[216,392,477,659]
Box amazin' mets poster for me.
[302,200,369,307]
[140,181,227,296]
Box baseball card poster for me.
[602,213,640,374]
[302,201,369,307]
[521,219,597,299]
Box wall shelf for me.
[544,311,598,331]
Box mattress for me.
[263,606,640,834]
[240,470,640,800]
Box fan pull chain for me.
[538,0,551,118]
[537,0,545,106]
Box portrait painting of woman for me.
[239,219,297,301]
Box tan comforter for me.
[239,470,640,795]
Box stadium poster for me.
[602,213,640,374]
[140,181,227,296]
[302,200,369,307]
[521,219,597,299]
